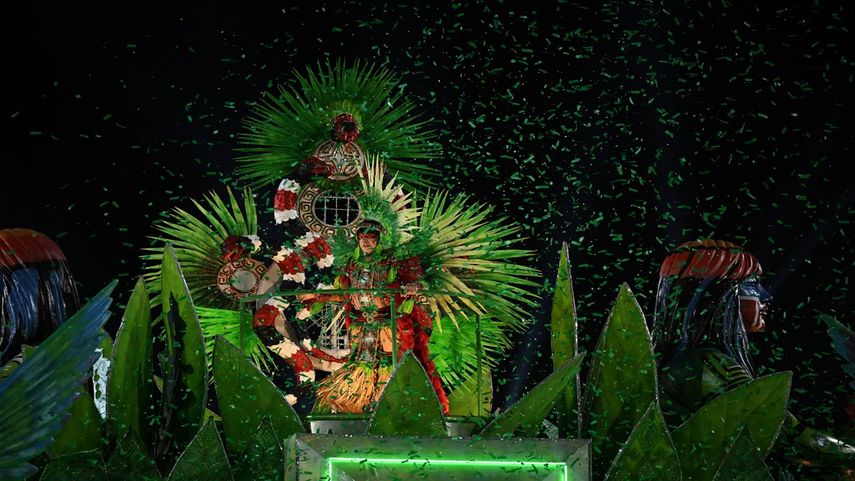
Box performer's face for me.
[357,233,379,254]
[738,277,772,333]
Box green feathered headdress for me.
[237,60,440,189]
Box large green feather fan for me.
[411,190,541,334]
[141,187,258,309]
[141,188,271,369]
[429,315,509,388]
[237,60,440,189]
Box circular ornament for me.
[312,140,365,181]
[297,183,364,236]
[217,257,267,301]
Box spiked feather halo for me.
[237,60,441,190]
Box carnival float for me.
[1,62,854,481]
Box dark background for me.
[2,1,853,429]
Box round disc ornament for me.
[312,140,365,181]
[217,257,267,300]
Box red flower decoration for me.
[276,252,305,276]
[252,304,280,328]
[331,113,359,143]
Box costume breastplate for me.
[349,262,388,310]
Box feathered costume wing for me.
[0,282,115,480]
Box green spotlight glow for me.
[326,456,569,480]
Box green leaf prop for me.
[40,450,106,481]
[158,246,208,457]
[0,281,115,481]
[213,336,304,454]
[671,372,791,481]
[47,389,103,457]
[367,352,447,437]
[604,402,682,481]
[712,427,774,481]
[106,433,161,481]
[480,353,585,438]
[167,422,233,481]
[551,242,581,438]
[233,417,282,481]
[107,277,154,444]
[447,366,492,417]
[581,284,657,474]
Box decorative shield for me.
[216,257,268,301]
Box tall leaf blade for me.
[158,246,208,460]
[367,352,446,437]
[213,336,304,454]
[671,372,791,481]
[581,284,657,475]
[480,353,585,438]
[604,402,682,481]
[167,423,233,481]
[551,242,581,438]
[107,277,154,444]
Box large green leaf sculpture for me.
[550,242,581,438]
[213,336,304,454]
[447,366,492,417]
[604,402,681,481]
[671,372,791,481]
[156,246,208,462]
[107,277,154,444]
[480,353,585,438]
[166,422,232,481]
[232,418,282,481]
[47,390,103,457]
[0,281,115,481]
[367,352,447,436]
[581,284,658,474]
[712,427,774,481]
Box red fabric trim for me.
[274,189,297,211]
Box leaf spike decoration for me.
[213,336,304,455]
[156,245,208,466]
[107,277,155,445]
[480,353,585,438]
[367,352,447,437]
[604,401,681,481]
[551,241,581,439]
[581,283,658,478]
[671,372,791,481]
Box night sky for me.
[3,1,854,428]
